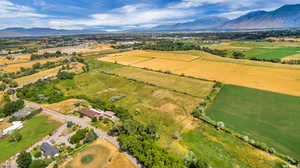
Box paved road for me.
[25,101,142,168]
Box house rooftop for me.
[80,108,99,118]
[40,142,59,157]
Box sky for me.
[0,0,299,30]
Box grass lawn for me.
[207,85,300,159]
[0,115,61,162]
[181,124,283,168]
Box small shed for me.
[40,142,59,157]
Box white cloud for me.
[47,4,195,29]
[0,0,46,18]
[169,0,225,9]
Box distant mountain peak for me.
[222,4,300,29]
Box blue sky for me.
[0,0,299,30]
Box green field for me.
[181,125,283,168]
[0,115,61,162]
[207,85,300,159]
[55,71,201,146]
[242,47,300,60]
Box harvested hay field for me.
[41,99,89,114]
[38,44,112,55]
[207,85,300,159]
[99,50,300,96]
[100,50,201,62]
[0,58,64,72]
[281,53,300,62]
[117,67,214,97]
[266,37,300,42]
[64,139,136,168]
[0,54,31,65]
[15,66,61,86]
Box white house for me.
[2,121,23,135]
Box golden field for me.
[266,37,300,42]
[0,54,31,65]
[100,50,300,96]
[14,62,85,86]
[63,139,137,168]
[38,44,112,55]
[14,66,61,86]
[41,99,89,114]
[281,54,300,62]
[0,58,64,72]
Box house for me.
[2,121,23,135]
[103,111,117,119]
[40,142,59,157]
[13,108,31,118]
[80,108,100,119]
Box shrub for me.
[16,152,32,168]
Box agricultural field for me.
[0,54,31,65]
[181,124,283,168]
[281,54,300,62]
[266,37,300,42]
[41,99,89,114]
[99,50,300,96]
[241,47,300,59]
[38,44,112,55]
[37,51,285,168]
[63,139,136,168]
[92,58,215,98]
[0,115,62,162]
[0,57,64,72]
[14,62,85,86]
[55,71,202,146]
[207,85,300,160]
[14,66,61,86]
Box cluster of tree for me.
[0,78,18,89]
[69,128,98,144]
[16,152,50,168]
[249,57,281,63]
[17,80,65,104]
[0,99,24,116]
[30,51,63,60]
[282,59,300,65]
[56,71,75,80]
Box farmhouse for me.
[13,108,31,118]
[79,108,117,120]
[103,111,117,119]
[2,121,23,135]
[80,108,100,118]
[40,142,59,157]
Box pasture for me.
[55,71,202,146]
[0,57,64,72]
[207,85,300,159]
[99,50,300,96]
[181,124,284,168]
[64,139,136,168]
[0,115,61,162]
[93,58,215,98]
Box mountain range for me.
[0,4,300,37]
